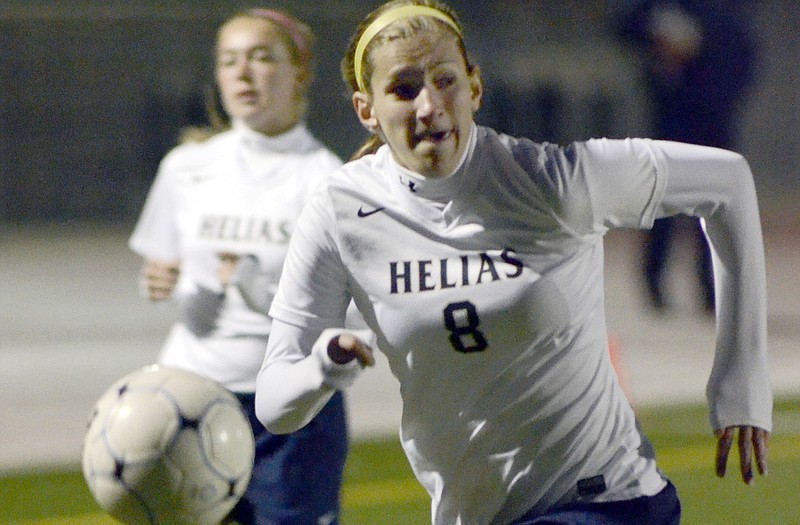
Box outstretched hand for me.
[715,425,769,484]
[327,334,376,368]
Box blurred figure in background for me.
[615,0,758,312]
[129,9,347,524]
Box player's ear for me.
[468,64,483,113]
[352,91,379,134]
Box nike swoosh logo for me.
[357,206,386,218]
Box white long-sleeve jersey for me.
[129,122,341,392]
[256,125,772,524]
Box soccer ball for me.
[82,365,255,525]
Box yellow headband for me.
[353,5,462,92]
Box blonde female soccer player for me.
[255,1,771,523]
[129,9,347,525]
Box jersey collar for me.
[232,119,312,154]
[386,123,478,202]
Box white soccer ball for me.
[82,365,255,525]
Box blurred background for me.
[1,0,799,473]
[1,0,799,223]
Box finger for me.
[339,334,376,367]
[144,265,179,283]
[142,276,170,299]
[144,271,178,288]
[140,261,179,301]
[328,334,375,367]
[217,252,240,263]
[738,426,754,484]
[144,279,175,299]
[147,287,171,301]
[715,427,734,478]
[753,427,769,476]
[338,334,375,367]
[145,260,180,276]
[145,271,177,286]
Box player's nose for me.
[415,85,443,121]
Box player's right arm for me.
[256,321,374,434]
[130,149,185,294]
[254,177,375,434]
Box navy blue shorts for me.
[228,391,348,525]
[512,481,681,525]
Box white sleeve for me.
[536,138,667,234]
[266,184,353,327]
[255,321,368,434]
[652,140,772,432]
[255,184,368,433]
[580,138,668,231]
[128,154,181,261]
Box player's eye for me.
[216,52,239,68]
[392,82,421,100]
[434,72,457,90]
[387,73,423,101]
[250,46,286,63]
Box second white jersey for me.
[130,122,341,391]
[269,126,672,523]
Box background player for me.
[255,1,771,524]
[129,9,347,524]
[614,0,758,312]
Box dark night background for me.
[1,1,798,224]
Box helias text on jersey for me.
[197,215,291,244]
[389,248,523,294]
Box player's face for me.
[215,17,301,135]
[354,30,482,178]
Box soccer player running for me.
[255,1,771,523]
[129,9,347,525]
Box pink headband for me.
[248,8,311,63]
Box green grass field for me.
[3,398,799,525]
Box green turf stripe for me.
[10,515,116,525]
[342,477,427,507]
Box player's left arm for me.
[654,140,772,483]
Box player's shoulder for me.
[296,150,389,218]
[473,125,562,190]
[272,126,342,173]
[338,145,392,179]
[158,130,236,182]
[479,125,549,160]
[322,147,391,192]
[480,125,623,181]
[165,128,235,161]
[300,143,343,172]
[476,126,598,210]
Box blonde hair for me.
[341,0,475,160]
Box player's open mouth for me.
[416,129,453,144]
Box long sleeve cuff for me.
[312,328,376,390]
